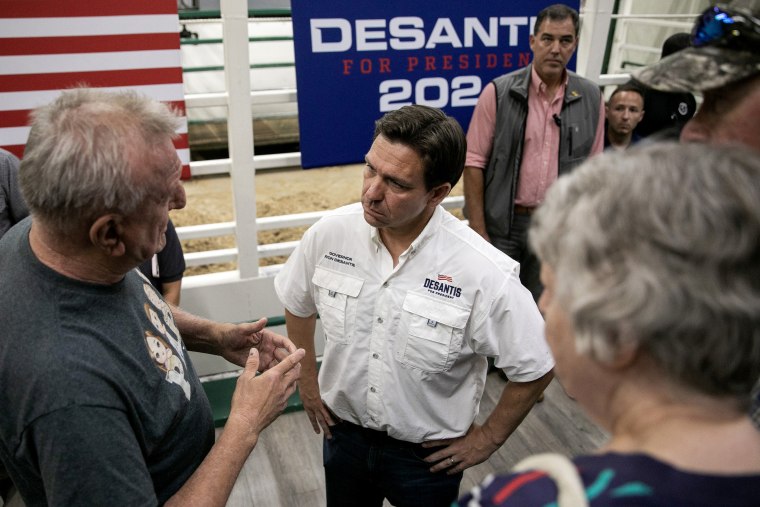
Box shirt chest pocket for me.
[397,293,471,373]
[312,266,364,345]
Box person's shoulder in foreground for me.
[460,141,760,507]
[0,147,29,239]
[457,452,760,506]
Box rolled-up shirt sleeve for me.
[590,93,606,156]
[274,227,318,318]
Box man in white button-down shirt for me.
[275,105,554,507]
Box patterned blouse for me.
[457,452,760,506]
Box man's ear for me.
[90,214,126,257]
[428,183,452,208]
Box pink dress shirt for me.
[465,67,605,207]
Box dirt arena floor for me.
[171,163,464,275]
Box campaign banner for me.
[291,0,578,168]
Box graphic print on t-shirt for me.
[141,281,192,400]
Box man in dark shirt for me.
[0,88,304,506]
[138,218,185,305]
[634,33,696,139]
[604,83,645,150]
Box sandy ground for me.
[171,163,464,275]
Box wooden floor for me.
[220,374,609,507]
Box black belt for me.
[336,420,428,448]
[514,204,536,215]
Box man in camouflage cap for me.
[633,0,760,431]
[632,0,760,148]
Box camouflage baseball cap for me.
[632,0,760,92]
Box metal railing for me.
[178,195,466,271]
[182,13,299,178]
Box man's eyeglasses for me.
[691,4,760,50]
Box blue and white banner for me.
[291,0,577,168]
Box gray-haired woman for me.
[459,143,760,506]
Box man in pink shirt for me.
[464,3,604,301]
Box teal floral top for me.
[457,453,759,506]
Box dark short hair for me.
[373,105,466,190]
[661,32,691,58]
[608,81,645,105]
[534,3,580,37]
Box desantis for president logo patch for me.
[423,274,462,299]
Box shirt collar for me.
[370,224,383,252]
[369,205,443,258]
[401,205,442,259]
[530,65,569,97]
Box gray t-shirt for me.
[0,148,29,239]
[0,220,214,506]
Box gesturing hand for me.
[227,347,306,444]
[219,318,297,370]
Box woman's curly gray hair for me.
[529,143,760,403]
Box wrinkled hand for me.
[422,423,500,475]
[299,381,339,439]
[219,318,297,370]
[227,347,305,441]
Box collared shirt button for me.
[377,317,383,323]
[370,386,376,393]
[372,353,379,359]
[383,281,388,288]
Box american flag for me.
[0,0,191,178]
[437,274,453,283]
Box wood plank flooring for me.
[221,374,609,507]
[0,374,606,507]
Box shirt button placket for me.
[367,297,386,422]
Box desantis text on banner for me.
[291,1,575,168]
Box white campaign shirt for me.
[275,203,553,443]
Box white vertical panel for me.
[577,0,615,81]
[221,0,260,278]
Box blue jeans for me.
[323,421,463,507]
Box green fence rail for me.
[178,12,295,74]
[181,36,293,45]
[183,62,294,73]
[179,9,291,20]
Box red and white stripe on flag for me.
[0,0,192,179]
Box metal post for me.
[221,0,259,278]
